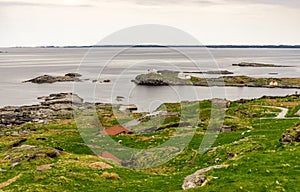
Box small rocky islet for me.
[23,73,82,84]
[23,73,111,84]
[232,62,293,67]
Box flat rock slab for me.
[182,164,227,190]
[37,164,53,172]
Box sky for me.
[0,0,300,46]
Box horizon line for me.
[1,44,300,49]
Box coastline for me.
[1,92,300,130]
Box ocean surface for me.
[0,47,300,112]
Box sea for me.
[0,47,300,112]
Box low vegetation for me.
[0,95,300,191]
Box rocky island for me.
[232,62,292,67]
[23,73,82,84]
[134,72,300,89]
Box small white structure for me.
[119,104,138,112]
[148,69,158,74]
[144,111,164,118]
[269,81,278,86]
[185,75,192,80]
[142,111,179,119]
[178,73,191,80]
[178,73,185,79]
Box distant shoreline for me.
[2,45,300,49]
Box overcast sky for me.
[0,0,299,46]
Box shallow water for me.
[0,47,299,111]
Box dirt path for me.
[274,107,288,119]
[261,106,288,119]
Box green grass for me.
[1,96,300,191]
[286,105,300,117]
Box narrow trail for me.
[273,107,288,119]
[260,106,289,119]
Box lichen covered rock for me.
[182,173,207,190]
[182,164,227,190]
[281,127,300,145]
[4,145,63,168]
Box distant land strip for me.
[11,45,300,49]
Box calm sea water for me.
[0,47,299,111]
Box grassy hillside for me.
[0,95,300,191]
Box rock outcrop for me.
[133,73,192,86]
[4,145,63,168]
[64,73,82,78]
[0,93,83,129]
[182,164,227,190]
[182,174,207,190]
[23,73,82,84]
[281,127,300,145]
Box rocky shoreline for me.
[0,93,84,129]
[1,91,297,132]
[0,93,137,133]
